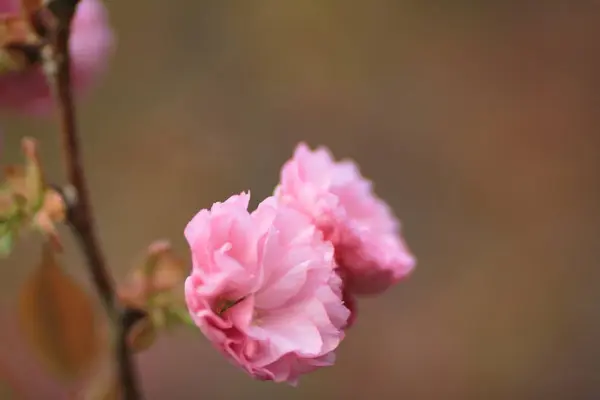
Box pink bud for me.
[0,0,114,115]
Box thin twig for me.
[43,0,141,398]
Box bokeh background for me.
[2,1,600,399]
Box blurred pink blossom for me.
[0,0,114,115]
[276,143,416,295]
[184,192,349,385]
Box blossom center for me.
[214,296,245,315]
[252,308,264,326]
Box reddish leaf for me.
[0,14,38,75]
[20,138,45,212]
[0,138,45,216]
[3,166,27,197]
[120,240,188,307]
[75,360,121,400]
[18,243,102,381]
[0,47,28,74]
[0,14,31,46]
[142,240,187,293]
[0,139,57,258]
[20,0,43,16]
[127,315,157,354]
[0,362,24,399]
[85,382,120,400]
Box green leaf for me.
[0,212,21,258]
[165,306,194,328]
[0,138,48,258]
[0,228,14,257]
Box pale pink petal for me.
[275,143,416,297]
[254,254,308,309]
[184,192,348,385]
[257,314,323,358]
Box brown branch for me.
[42,0,142,398]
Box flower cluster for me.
[184,143,416,385]
[0,0,414,393]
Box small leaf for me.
[0,228,14,257]
[0,383,16,399]
[0,14,39,75]
[0,211,21,258]
[0,138,50,258]
[0,380,19,399]
[1,139,45,211]
[3,166,27,197]
[143,240,187,293]
[0,212,21,258]
[85,382,120,400]
[0,191,14,216]
[18,243,101,381]
[0,362,24,400]
[127,315,157,354]
[116,241,191,351]
[164,306,195,329]
[121,240,188,307]
[21,138,45,212]
[76,363,121,400]
[0,14,32,47]
[0,47,29,74]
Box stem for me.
[44,1,141,398]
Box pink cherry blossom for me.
[0,0,114,115]
[184,192,349,385]
[275,143,416,296]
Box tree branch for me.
[43,0,142,398]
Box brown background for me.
[2,1,600,399]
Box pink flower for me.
[184,192,349,385]
[0,0,114,115]
[275,143,416,296]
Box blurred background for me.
[2,1,600,399]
